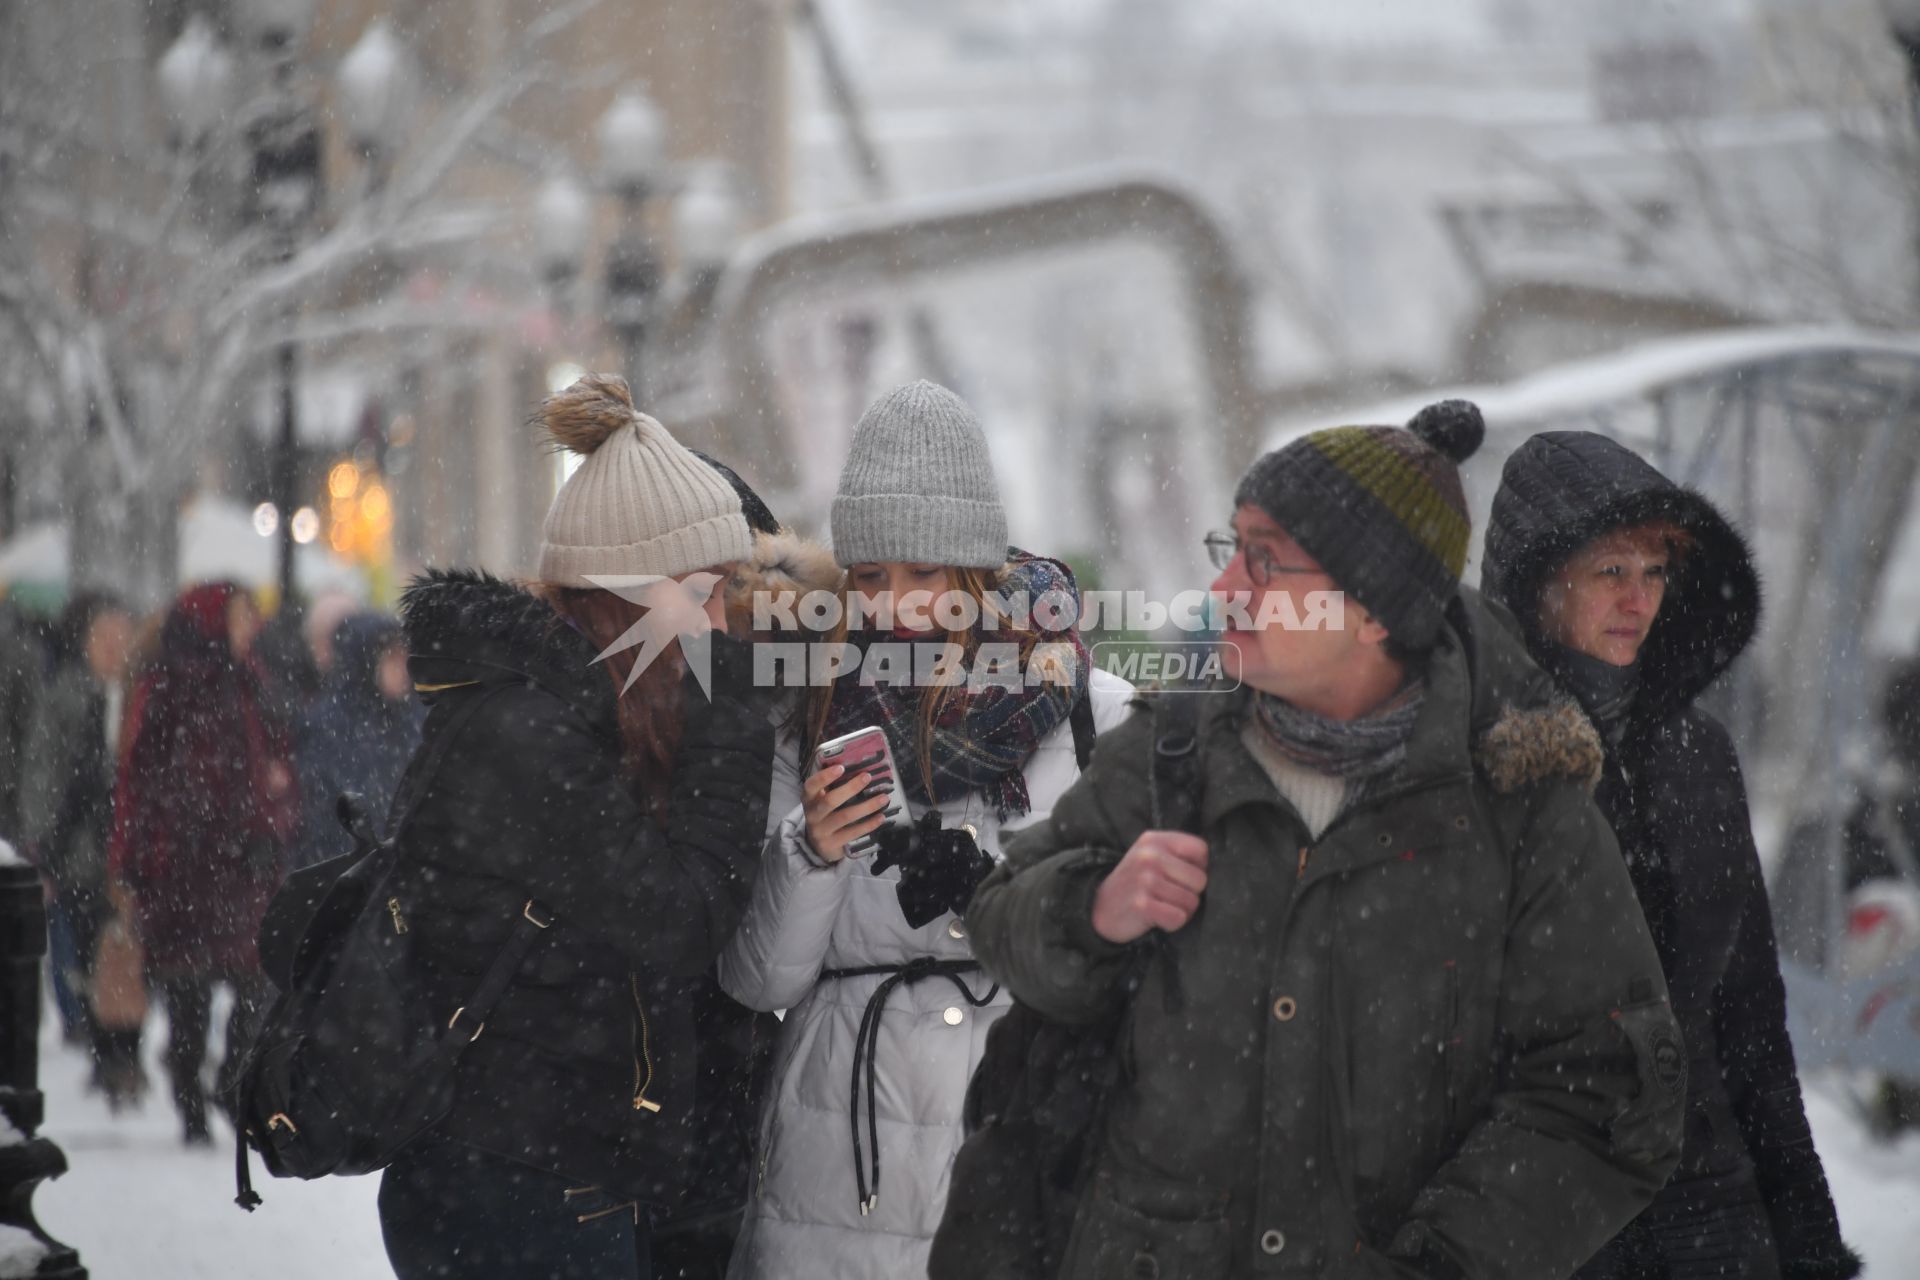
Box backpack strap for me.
[1069,695,1098,772]
[389,683,558,1079]
[1142,694,1203,1015]
[1148,694,1202,834]
[433,898,555,1055]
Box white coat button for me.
[948,919,967,940]
[943,1007,965,1026]
[1260,1229,1285,1255]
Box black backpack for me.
[229,684,557,1209]
[929,694,1201,1280]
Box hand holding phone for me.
[803,727,906,862]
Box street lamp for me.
[598,89,668,204]
[598,89,668,401]
[336,19,414,185]
[534,173,594,308]
[673,161,745,280]
[156,16,236,146]
[161,0,318,608]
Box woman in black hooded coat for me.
[289,611,422,870]
[1483,431,1858,1280]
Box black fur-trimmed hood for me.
[1482,430,1761,728]
[400,568,615,734]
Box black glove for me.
[871,810,995,929]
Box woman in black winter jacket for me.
[1484,431,1859,1280]
[375,373,776,1280]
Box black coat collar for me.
[400,569,617,738]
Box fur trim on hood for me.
[727,529,842,639]
[1474,700,1606,794]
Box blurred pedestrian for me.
[19,591,144,1104]
[250,597,322,730]
[1485,430,1860,1280]
[942,403,1683,1280]
[108,581,299,1146]
[373,373,775,1280]
[719,381,1135,1280]
[1838,657,1920,1135]
[303,590,361,679]
[289,612,421,870]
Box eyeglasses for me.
[1203,530,1322,588]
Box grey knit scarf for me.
[1250,678,1427,789]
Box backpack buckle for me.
[523,900,553,929]
[448,1007,485,1042]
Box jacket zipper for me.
[628,975,662,1114]
[386,898,408,934]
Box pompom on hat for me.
[1233,399,1486,651]
[535,372,752,586]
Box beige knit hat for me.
[536,373,752,586]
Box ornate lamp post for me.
[597,89,668,400]
[534,173,595,313]
[336,19,414,190]
[155,16,236,147]
[672,160,745,285]
[235,0,322,609]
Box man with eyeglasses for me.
[950,402,1685,1279]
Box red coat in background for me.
[109,582,298,976]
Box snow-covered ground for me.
[32,1007,388,1278]
[22,1006,1920,1276]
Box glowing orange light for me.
[328,462,361,500]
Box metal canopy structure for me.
[663,168,1261,503]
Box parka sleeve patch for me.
[1607,985,1687,1163]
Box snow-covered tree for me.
[0,1,599,606]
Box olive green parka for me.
[963,593,1685,1280]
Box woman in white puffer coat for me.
[719,381,1135,1280]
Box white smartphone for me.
[811,725,909,857]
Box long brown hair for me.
[801,563,1050,800]
[538,584,686,819]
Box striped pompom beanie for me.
[1233,400,1485,651]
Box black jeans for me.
[379,1142,648,1280]
[157,972,268,1130]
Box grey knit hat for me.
[829,380,1008,568]
[536,373,752,586]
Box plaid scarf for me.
[1250,677,1427,805]
[821,552,1089,821]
